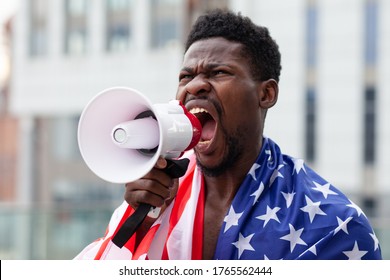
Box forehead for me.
[183,37,246,66]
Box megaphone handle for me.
[111,203,151,248]
[111,158,190,248]
[164,158,190,178]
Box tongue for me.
[201,119,216,141]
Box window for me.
[51,116,80,161]
[304,0,318,162]
[150,0,181,49]
[64,0,88,55]
[364,0,378,66]
[363,0,378,165]
[306,2,317,68]
[363,87,376,164]
[29,0,48,56]
[106,0,133,52]
[305,88,316,162]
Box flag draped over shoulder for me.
[74,137,382,260]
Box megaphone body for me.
[78,87,201,184]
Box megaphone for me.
[78,87,202,184]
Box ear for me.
[258,79,278,109]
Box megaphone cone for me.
[78,87,201,184]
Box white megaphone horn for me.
[77,87,202,184]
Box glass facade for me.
[29,0,48,56]
[2,0,390,260]
[304,0,318,163]
[106,0,133,52]
[64,0,88,55]
[150,0,181,49]
[363,0,378,165]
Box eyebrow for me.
[180,63,231,73]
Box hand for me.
[124,157,179,210]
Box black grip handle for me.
[164,158,190,178]
[111,158,190,248]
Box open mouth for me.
[189,107,216,144]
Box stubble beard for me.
[195,127,244,178]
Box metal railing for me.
[1,204,389,259]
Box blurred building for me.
[1,0,389,259]
[0,18,18,203]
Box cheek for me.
[175,87,185,102]
[223,93,259,123]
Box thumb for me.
[155,157,168,169]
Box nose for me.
[184,74,211,97]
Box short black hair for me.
[184,9,282,82]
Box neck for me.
[203,141,262,203]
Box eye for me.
[179,72,193,82]
[212,69,229,76]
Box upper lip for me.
[185,99,218,126]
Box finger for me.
[125,188,167,208]
[164,179,179,205]
[124,178,172,207]
[142,169,173,189]
[155,157,168,169]
[138,178,171,198]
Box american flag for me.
[74,137,382,260]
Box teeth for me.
[189,107,208,114]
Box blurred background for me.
[0,0,389,259]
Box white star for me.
[223,206,243,233]
[346,199,365,217]
[280,224,307,253]
[370,232,380,251]
[333,216,352,235]
[248,163,261,181]
[269,164,284,186]
[300,195,327,223]
[232,233,255,259]
[282,191,296,208]
[264,254,283,260]
[292,158,306,174]
[256,205,281,227]
[265,149,272,162]
[298,245,318,258]
[308,245,317,255]
[343,241,368,260]
[312,181,338,199]
[250,182,264,205]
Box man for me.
[75,9,382,260]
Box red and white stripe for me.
[74,152,204,260]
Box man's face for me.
[176,37,265,177]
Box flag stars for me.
[256,205,281,227]
[282,191,296,208]
[300,195,327,223]
[232,233,255,259]
[223,206,243,233]
[334,216,352,235]
[250,182,264,205]
[346,200,365,217]
[292,158,306,174]
[312,182,338,199]
[343,241,368,260]
[308,245,317,256]
[370,232,380,251]
[265,149,272,162]
[248,163,261,181]
[280,224,307,252]
[269,164,284,186]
